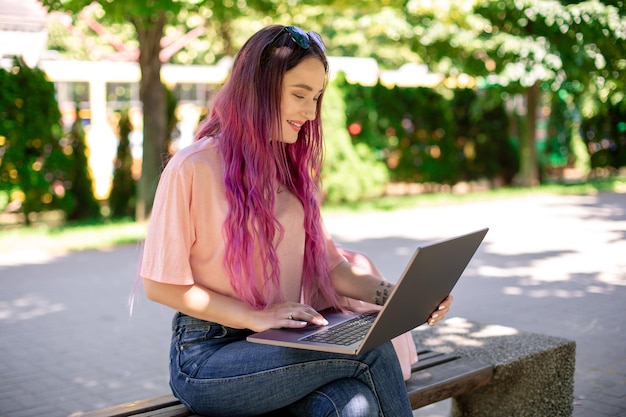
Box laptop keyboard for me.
[301,312,378,346]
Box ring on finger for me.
[288,311,293,320]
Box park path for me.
[0,192,624,417]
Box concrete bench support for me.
[412,317,576,417]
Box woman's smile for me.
[287,120,305,132]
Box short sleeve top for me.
[140,137,344,306]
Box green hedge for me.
[337,74,518,186]
[0,58,99,224]
[322,79,389,204]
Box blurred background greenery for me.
[1,0,625,237]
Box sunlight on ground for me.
[471,323,519,338]
[0,248,66,266]
[415,317,520,350]
[0,293,66,321]
[0,222,147,267]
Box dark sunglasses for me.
[264,26,326,53]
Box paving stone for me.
[1,193,625,417]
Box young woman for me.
[140,24,452,417]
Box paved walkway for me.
[0,193,624,417]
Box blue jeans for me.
[169,312,413,417]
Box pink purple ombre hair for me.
[195,25,342,311]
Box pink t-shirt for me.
[140,137,344,307]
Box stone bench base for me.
[412,317,576,417]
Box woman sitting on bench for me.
[140,24,452,417]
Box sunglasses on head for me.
[264,26,326,53]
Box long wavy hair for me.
[195,25,342,310]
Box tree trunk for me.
[517,81,540,187]
[132,12,167,221]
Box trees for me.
[109,109,136,219]
[41,0,278,220]
[43,0,168,220]
[0,58,74,223]
[38,0,625,209]
[42,0,409,216]
[405,0,626,186]
[65,104,101,220]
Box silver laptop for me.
[247,228,488,355]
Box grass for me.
[0,218,148,255]
[322,175,626,214]
[1,176,624,254]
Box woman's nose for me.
[303,103,317,120]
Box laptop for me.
[247,228,488,355]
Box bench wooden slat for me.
[80,394,194,417]
[131,403,195,417]
[406,354,494,409]
[411,350,460,371]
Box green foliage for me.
[165,86,180,154]
[65,106,101,221]
[40,0,625,199]
[405,0,626,184]
[109,109,137,219]
[409,0,625,93]
[339,75,517,185]
[581,103,626,170]
[545,91,575,169]
[322,80,388,204]
[43,0,275,65]
[46,10,138,61]
[0,58,75,224]
[317,7,421,69]
[452,88,519,184]
[566,1,626,101]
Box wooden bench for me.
[79,349,494,417]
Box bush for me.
[66,104,101,221]
[0,57,75,224]
[453,88,518,185]
[109,108,137,219]
[340,75,517,186]
[322,79,388,204]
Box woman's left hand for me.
[427,294,453,326]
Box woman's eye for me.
[294,94,305,100]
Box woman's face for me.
[277,57,326,144]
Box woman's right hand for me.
[143,278,328,333]
[250,301,329,332]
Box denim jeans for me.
[169,312,413,417]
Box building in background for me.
[0,0,48,68]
